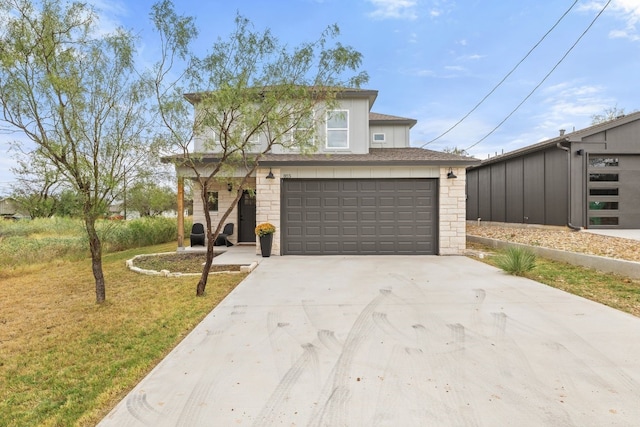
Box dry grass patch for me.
[468,242,640,317]
[0,241,246,427]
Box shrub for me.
[0,217,180,269]
[100,217,178,251]
[495,246,536,276]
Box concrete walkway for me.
[99,256,640,426]
[582,229,640,241]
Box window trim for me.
[326,110,349,149]
[372,132,386,142]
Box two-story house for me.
[170,88,479,255]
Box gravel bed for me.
[467,224,640,263]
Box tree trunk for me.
[85,217,106,303]
[196,235,215,296]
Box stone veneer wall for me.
[438,166,467,255]
[256,168,281,255]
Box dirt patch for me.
[133,252,244,273]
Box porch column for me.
[177,176,184,248]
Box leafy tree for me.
[53,189,85,217]
[0,0,155,303]
[126,181,177,217]
[150,1,368,296]
[9,148,61,218]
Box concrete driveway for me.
[99,256,640,426]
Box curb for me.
[126,253,258,277]
[467,235,640,280]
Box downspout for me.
[556,141,581,231]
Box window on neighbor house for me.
[326,110,348,149]
[373,133,385,142]
[207,191,218,212]
[589,201,619,210]
[589,173,619,182]
[589,216,619,226]
[589,188,619,196]
[589,157,619,167]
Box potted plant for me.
[255,222,276,257]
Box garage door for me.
[282,178,438,255]
[587,154,640,228]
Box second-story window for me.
[291,112,314,149]
[326,110,348,149]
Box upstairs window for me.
[291,112,314,148]
[326,110,348,149]
[373,133,386,142]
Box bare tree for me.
[0,0,154,303]
[591,105,626,125]
[150,1,368,296]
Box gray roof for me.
[162,148,480,167]
[473,111,640,168]
[259,148,480,166]
[369,112,417,128]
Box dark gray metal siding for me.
[544,150,568,226]
[478,168,492,220]
[466,170,479,220]
[466,148,568,226]
[282,178,438,255]
[505,159,524,223]
[490,163,506,222]
[523,152,545,224]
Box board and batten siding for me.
[466,148,568,226]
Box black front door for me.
[238,190,256,242]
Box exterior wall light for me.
[447,167,457,179]
[227,183,233,191]
[266,168,275,179]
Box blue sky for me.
[1,0,639,194]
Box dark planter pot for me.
[259,234,273,257]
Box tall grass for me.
[0,217,190,271]
[494,246,537,276]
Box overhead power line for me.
[420,0,580,148]
[465,0,612,152]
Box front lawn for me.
[0,241,245,427]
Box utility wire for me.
[420,1,580,148]
[465,0,612,152]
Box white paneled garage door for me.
[282,178,438,255]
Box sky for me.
[1,0,640,195]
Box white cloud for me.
[580,0,640,41]
[85,0,128,36]
[367,0,418,20]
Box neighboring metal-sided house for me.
[466,112,640,229]
[168,88,480,255]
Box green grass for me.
[469,242,640,317]
[0,216,193,272]
[0,240,245,427]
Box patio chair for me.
[190,223,206,247]
[214,223,234,247]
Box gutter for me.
[556,141,581,231]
